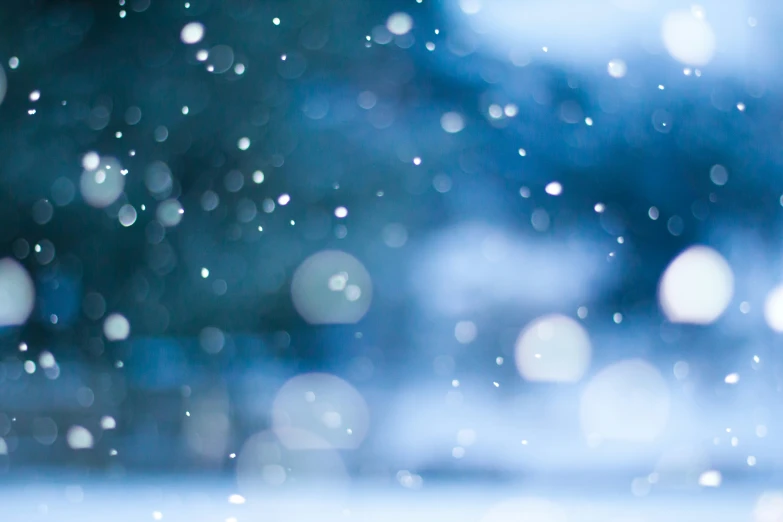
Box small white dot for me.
[273,17,281,25]
[613,313,623,324]
[518,148,527,157]
[29,90,40,102]
[334,206,348,218]
[413,157,422,165]
[201,268,209,278]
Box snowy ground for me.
[0,479,768,522]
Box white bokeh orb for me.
[180,22,205,44]
[441,112,465,134]
[764,285,783,333]
[580,359,670,443]
[482,497,568,522]
[658,246,733,325]
[66,425,94,450]
[272,373,369,449]
[515,314,591,383]
[291,250,372,324]
[386,12,413,35]
[80,156,125,208]
[103,313,130,341]
[607,59,627,78]
[0,258,35,327]
[157,199,184,227]
[661,10,716,66]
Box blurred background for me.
[1,0,783,520]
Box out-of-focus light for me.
[81,156,125,208]
[66,426,94,450]
[724,373,739,384]
[515,314,591,383]
[236,429,349,502]
[710,164,728,186]
[180,22,205,44]
[698,470,722,487]
[580,359,670,443]
[545,181,562,196]
[82,151,100,170]
[518,148,526,156]
[0,258,35,327]
[454,320,477,344]
[37,356,55,376]
[658,246,733,324]
[661,9,716,66]
[382,223,408,248]
[334,206,348,218]
[252,170,265,184]
[673,361,689,380]
[387,12,413,35]
[764,285,783,332]
[460,0,482,15]
[607,59,627,78]
[101,416,116,430]
[277,194,291,206]
[440,112,465,133]
[237,137,250,150]
[103,313,130,341]
[118,204,137,227]
[157,199,184,227]
[585,117,593,126]
[272,373,369,449]
[291,250,372,324]
[199,326,225,354]
[29,90,40,102]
